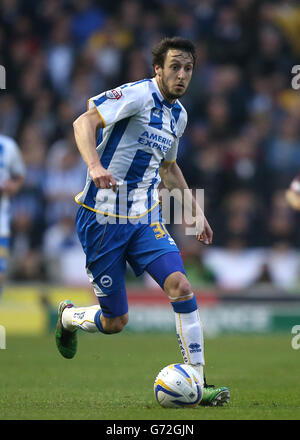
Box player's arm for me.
[1,175,24,197]
[159,160,213,244]
[73,107,117,191]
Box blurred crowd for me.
[1,0,300,291]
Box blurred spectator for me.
[70,0,106,47]
[67,71,94,115]
[10,207,45,282]
[122,48,151,84]
[178,134,225,221]
[205,95,235,142]
[44,130,86,225]
[171,221,216,288]
[266,242,300,290]
[46,16,74,94]
[203,241,266,290]
[248,24,292,77]
[264,114,300,190]
[87,17,132,85]
[9,122,47,281]
[214,189,264,246]
[211,4,249,66]
[43,215,87,285]
[194,0,216,39]
[29,89,56,142]
[222,134,264,195]
[272,0,300,56]
[55,99,78,139]
[266,190,298,246]
[0,94,21,138]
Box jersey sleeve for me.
[164,138,179,163]
[88,83,146,127]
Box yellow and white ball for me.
[154,363,203,408]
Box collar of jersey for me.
[152,77,178,109]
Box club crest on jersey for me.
[105,88,122,100]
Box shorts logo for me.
[105,88,122,100]
[100,275,113,288]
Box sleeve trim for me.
[87,98,106,127]
[163,159,176,164]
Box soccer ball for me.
[154,363,203,408]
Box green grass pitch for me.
[0,332,299,420]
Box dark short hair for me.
[152,37,196,68]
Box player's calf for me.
[147,256,204,379]
[98,313,129,334]
[163,273,205,383]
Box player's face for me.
[155,49,194,102]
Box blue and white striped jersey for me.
[75,77,187,219]
[0,134,25,237]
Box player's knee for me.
[164,272,192,300]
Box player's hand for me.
[196,216,213,245]
[1,179,22,197]
[286,174,300,211]
[89,164,117,192]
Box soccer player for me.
[0,133,25,297]
[56,37,230,406]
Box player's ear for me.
[154,64,162,77]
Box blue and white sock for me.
[171,295,205,383]
[62,305,100,333]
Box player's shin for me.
[171,296,205,385]
[62,305,101,333]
